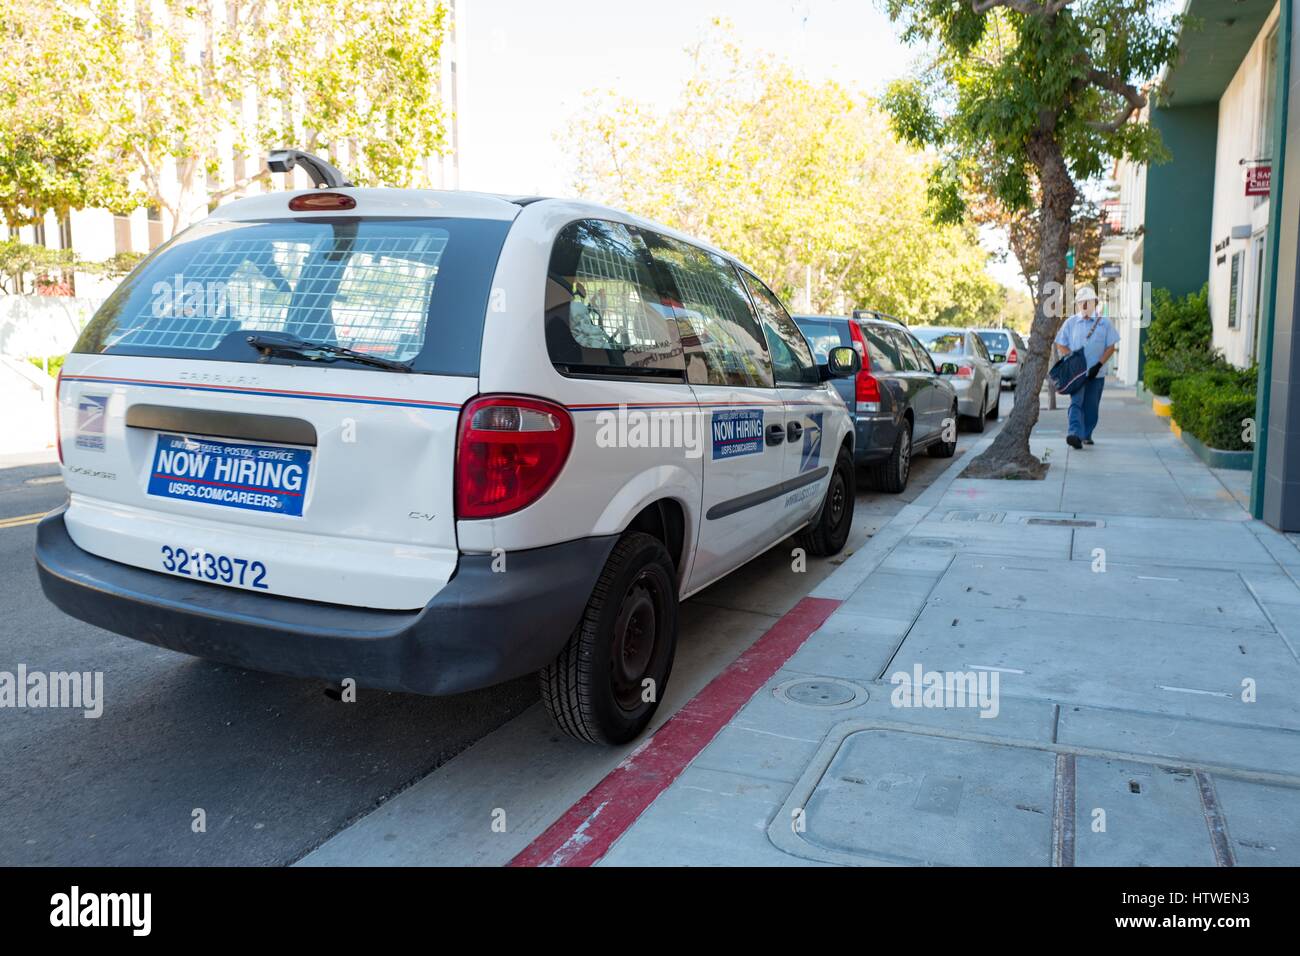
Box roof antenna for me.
[266,149,354,189]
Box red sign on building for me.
[1246,164,1272,197]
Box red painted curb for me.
[508,595,842,867]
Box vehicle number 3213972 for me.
[160,545,268,589]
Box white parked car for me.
[36,151,859,745]
[974,327,1026,388]
[911,326,1000,432]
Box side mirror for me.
[825,345,861,378]
[938,362,959,375]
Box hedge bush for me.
[1169,370,1257,451]
[1143,350,1219,397]
[1146,285,1212,363]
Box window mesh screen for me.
[108,230,449,360]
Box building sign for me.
[1246,164,1272,197]
[1100,262,1122,279]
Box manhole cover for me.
[775,677,867,709]
[1025,517,1102,528]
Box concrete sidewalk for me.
[595,386,1300,866]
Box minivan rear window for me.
[74,216,511,376]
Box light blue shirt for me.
[1055,312,1119,368]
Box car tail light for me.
[1007,347,1018,364]
[956,365,974,378]
[847,321,881,413]
[456,395,573,519]
[288,192,356,212]
[54,368,64,464]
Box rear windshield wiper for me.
[245,333,412,373]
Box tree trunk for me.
[964,134,1076,479]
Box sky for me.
[455,0,1024,289]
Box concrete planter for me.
[1179,430,1254,470]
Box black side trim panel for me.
[36,507,617,696]
[126,405,318,446]
[706,466,829,520]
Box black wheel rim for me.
[610,570,666,712]
[827,469,847,528]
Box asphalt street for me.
[0,394,1004,865]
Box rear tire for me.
[868,418,912,493]
[540,532,678,745]
[796,446,855,556]
[966,397,986,433]
[986,387,999,421]
[928,403,958,458]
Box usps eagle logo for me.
[800,412,823,473]
[75,395,109,451]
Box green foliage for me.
[0,0,451,233]
[0,238,77,294]
[881,2,1182,218]
[1142,358,1171,396]
[566,24,1003,323]
[28,355,65,378]
[1169,369,1257,451]
[1144,282,1254,448]
[1145,284,1212,363]
[0,122,138,228]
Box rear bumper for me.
[853,415,896,464]
[35,506,616,696]
[999,363,1019,381]
[949,379,982,416]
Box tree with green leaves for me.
[0,0,137,227]
[1,0,451,237]
[882,0,1181,477]
[567,23,1003,324]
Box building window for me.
[58,215,73,251]
[113,215,133,255]
[1260,24,1280,159]
[146,205,163,250]
[1228,251,1244,329]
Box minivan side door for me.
[641,232,788,594]
[738,268,834,536]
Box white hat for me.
[1076,285,1098,304]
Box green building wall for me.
[1144,105,1219,296]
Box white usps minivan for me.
[36,151,859,744]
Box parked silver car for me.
[911,326,1000,432]
[974,327,1026,388]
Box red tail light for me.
[54,368,64,464]
[288,192,356,212]
[1007,347,1018,364]
[456,395,573,519]
[847,320,881,407]
[855,370,882,404]
[956,365,974,378]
